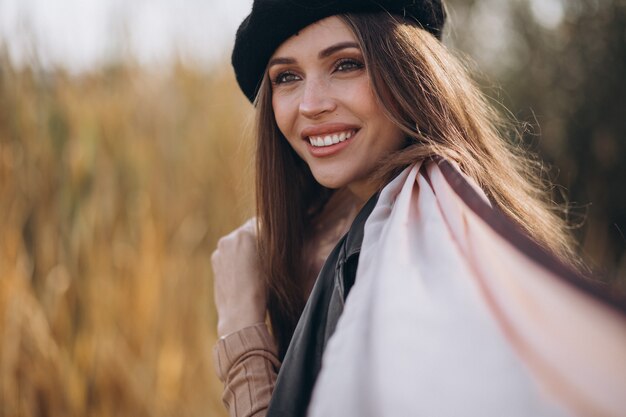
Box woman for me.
[212,1,626,416]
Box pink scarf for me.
[309,160,626,417]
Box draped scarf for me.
[308,159,626,417]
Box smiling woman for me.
[210,1,626,417]
[269,18,406,197]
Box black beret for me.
[232,0,447,102]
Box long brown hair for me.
[255,13,579,357]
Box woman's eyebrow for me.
[268,41,361,69]
[318,41,360,58]
[268,57,296,68]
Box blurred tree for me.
[446,0,626,287]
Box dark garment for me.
[266,193,379,417]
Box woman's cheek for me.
[274,90,301,125]
[273,102,303,153]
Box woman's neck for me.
[347,178,381,207]
[301,187,362,298]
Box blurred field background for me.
[0,0,624,416]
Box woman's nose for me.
[298,78,336,119]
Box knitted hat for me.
[232,0,447,102]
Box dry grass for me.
[0,53,254,417]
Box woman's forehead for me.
[271,16,357,59]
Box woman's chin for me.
[309,165,350,190]
[310,171,349,190]
[313,178,344,190]
[311,169,373,198]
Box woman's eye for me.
[273,72,300,85]
[335,58,364,72]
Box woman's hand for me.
[211,218,267,338]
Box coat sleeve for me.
[213,323,281,417]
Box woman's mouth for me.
[307,129,357,147]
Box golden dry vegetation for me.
[0,52,255,416]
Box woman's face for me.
[268,16,405,200]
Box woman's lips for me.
[305,129,359,157]
[300,123,361,158]
[301,123,360,139]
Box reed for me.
[0,54,254,417]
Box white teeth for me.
[308,130,355,147]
